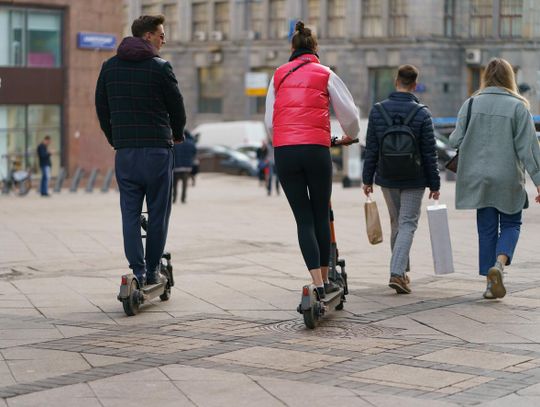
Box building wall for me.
[1,0,122,175]
[129,0,540,129]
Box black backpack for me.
[375,102,426,180]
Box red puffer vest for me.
[272,54,331,147]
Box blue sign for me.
[77,32,116,50]
[288,19,299,41]
[415,83,427,93]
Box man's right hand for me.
[363,184,373,196]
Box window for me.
[369,68,396,105]
[0,105,61,175]
[249,1,264,39]
[0,7,62,68]
[444,0,455,36]
[328,0,346,38]
[468,66,485,95]
[389,0,407,37]
[214,1,230,39]
[198,66,223,114]
[192,2,208,39]
[307,0,320,35]
[500,0,522,38]
[361,0,382,37]
[470,0,493,37]
[141,3,161,15]
[269,0,287,39]
[163,3,178,41]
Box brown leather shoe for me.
[389,275,411,294]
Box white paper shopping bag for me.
[426,202,454,275]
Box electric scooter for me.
[297,137,358,329]
[117,214,174,316]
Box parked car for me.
[434,130,457,171]
[197,145,258,176]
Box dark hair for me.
[291,20,317,51]
[131,15,165,38]
[396,64,419,87]
[44,135,51,140]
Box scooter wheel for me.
[122,280,140,316]
[159,282,171,301]
[303,290,320,329]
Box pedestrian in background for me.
[95,14,186,286]
[256,141,269,186]
[449,57,540,299]
[37,135,52,197]
[265,21,359,299]
[173,130,197,204]
[362,65,440,294]
[266,139,280,196]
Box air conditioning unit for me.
[465,48,481,65]
[210,31,224,41]
[194,31,207,41]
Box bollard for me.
[85,169,99,193]
[53,168,66,193]
[101,169,114,192]
[69,167,84,192]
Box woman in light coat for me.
[450,58,540,299]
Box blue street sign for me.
[416,83,427,93]
[77,32,116,50]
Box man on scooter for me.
[95,15,186,285]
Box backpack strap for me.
[374,103,393,126]
[403,104,426,126]
[275,61,312,94]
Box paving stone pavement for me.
[0,174,539,406]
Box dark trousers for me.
[173,170,190,203]
[40,165,50,196]
[476,207,522,276]
[115,148,173,277]
[275,145,332,270]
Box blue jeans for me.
[40,165,50,196]
[476,207,522,276]
[115,148,173,278]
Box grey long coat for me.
[449,87,540,214]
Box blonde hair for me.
[478,58,530,109]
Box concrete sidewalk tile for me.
[206,346,349,373]
[345,364,477,392]
[417,347,533,370]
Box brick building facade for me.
[0,0,122,177]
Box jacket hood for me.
[117,37,158,61]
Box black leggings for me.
[275,145,332,270]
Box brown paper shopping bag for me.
[364,196,383,245]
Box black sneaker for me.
[134,273,146,286]
[324,281,340,294]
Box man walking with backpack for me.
[362,65,440,294]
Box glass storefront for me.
[0,7,62,67]
[0,105,61,179]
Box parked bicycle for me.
[0,154,32,196]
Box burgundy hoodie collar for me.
[117,37,158,61]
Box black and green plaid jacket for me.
[95,37,186,149]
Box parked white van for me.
[192,121,268,148]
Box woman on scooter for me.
[265,21,360,299]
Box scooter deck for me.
[320,289,343,304]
